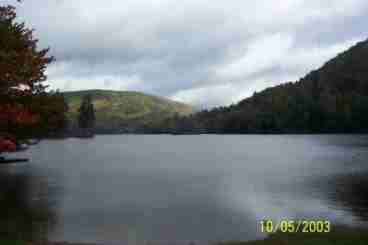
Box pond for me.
[1,135,368,245]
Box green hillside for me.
[63,90,194,133]
[155,38,368,134]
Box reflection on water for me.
[2,135,368,244]
[0,165,58,242]
[328,173,368,222]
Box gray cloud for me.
[7,0,368,107]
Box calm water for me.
[2,135,368,244]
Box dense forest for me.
[150,39,368,134]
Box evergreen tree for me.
[78,94,95,130]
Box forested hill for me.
[63,90,194,133]
[156,39,368,134]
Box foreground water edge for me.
[1,135,368,244]
[3,226,368,245]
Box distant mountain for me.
[63,90,194,133]
[156,39,368,134]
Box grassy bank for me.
[0,240,24,245]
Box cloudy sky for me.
[8,0,368,107]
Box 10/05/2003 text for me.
[260,219,331,233]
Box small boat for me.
[0,157,29,164]
[16,143,29,151]
[28,139,41,145]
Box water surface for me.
[2,135,368,244]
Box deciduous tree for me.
[0,3,53,94]
[0,3,67,153]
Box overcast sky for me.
[7,0,368,107]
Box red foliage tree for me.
[0,134,17,152]
[0,103,39,152]
[0,2,56,153]
[0,3,54,94]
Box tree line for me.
[149,39,368,134]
